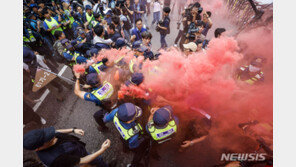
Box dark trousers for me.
[131,137,150,167]
[174,30,185,50]
[147,3,151,15]
[160,33,168,49]
[93,109,108,128]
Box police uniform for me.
[44,17,64,35]
[237,65,264,85]
[146,106,178,144]
[83,73,116,129]
[103,103,149,166]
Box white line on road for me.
[32,65,68,112]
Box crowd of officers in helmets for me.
[23,0,268,167]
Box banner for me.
[32,68,57,92]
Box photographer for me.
[185,20,205,44]
[201,11,213,37]
[173,8,188,50]
[157,7,170,49]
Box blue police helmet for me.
[85,5,92,10]
[153,107,171,127]
[117,103,142,122]
[86,48,99,57]
[129,73,144,86]
[86,73,100,86]
[132,41,142,50]
[23,127,56,150]
[115,38,127,49]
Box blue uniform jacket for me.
[103,108,143,149]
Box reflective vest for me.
[238,66,264,85]
[113,113,143,140]
[91,20,100,27]
[65,10,75,28]
[129,60,135,73]
[44,17,63,35]
[148,120,177,144]
[64,49,80,64]
[91,62,104,74]
[23,29,36,43]
[86,12,94,25]
[91,81,114,101]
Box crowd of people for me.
[23,0,272,167]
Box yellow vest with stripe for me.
[129,60,135,73]
[148,120,177,144]
[65,10,75,28]
[86,12,95,26]
[238,66,264,85]
[64,49,80,64]
[23,29,36,42]
[44,17,63,35]
[113,113,143,140]
[91,20,100,28]
[91,81,114,101]
[91,62,103,74]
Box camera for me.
[186,22,200,40]
[155,20,164,32]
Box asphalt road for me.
[23,7,240,167]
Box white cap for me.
[183,42,198,52]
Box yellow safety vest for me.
[44,17,63,35]
[91,81,114,101]
[64,49,80,64]
[86,12,94,25]
[23,29,36,42]
[65,10,75,28]
[91,62,103,74]
[238,66,264,85]
[129,60,135,73]
[113,113,143,140]
[148,120,177,144]
[91,20,100,28]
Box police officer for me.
[146,105,178,144]
[88,58,109,75]
[236,57,265,85]
[83,5,95,29]
[61,39,88,66]
[90,12,102,29]
[43,10,64,36]
[74,72,116,131]
[129,41,147,74]
[103,103,150,167]
[23,126,112,167]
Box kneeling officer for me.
[104,103,149,166]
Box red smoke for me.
[72,0,273,157]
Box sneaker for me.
[126,164,131,167]
[40,117,46,125]
[173,44,178,47]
